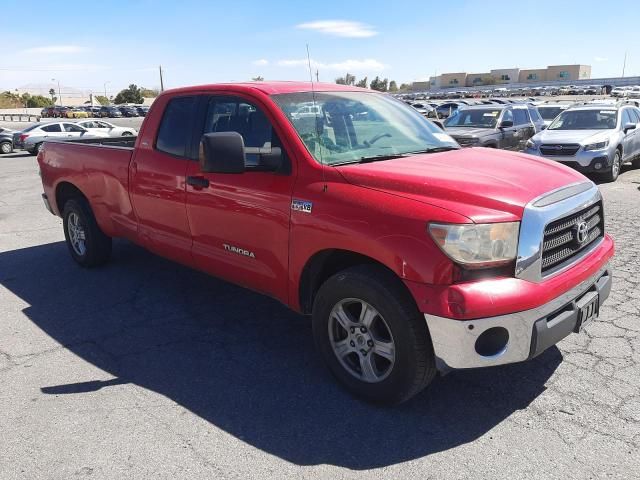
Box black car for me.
[443,105,538,150]
[99,106,123,118]
[117,106,138,117]
[135,106,148,117]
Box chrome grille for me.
[541,201,604,274]
[540,144,580,156]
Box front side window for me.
[621,109,634,127]
[548,109,617,130]
[444,109,502,128]
[156,96,197,157]
[513,109,529,125]
[204,97,276,166]
[272,91,458,165]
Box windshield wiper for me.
[357,153,408,163]
[406,146,461,154]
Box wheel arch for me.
[298,248,416,315]
[55,181,88,215]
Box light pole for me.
[51,78,61,106]
[104,81,111,104]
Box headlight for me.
[584,140,609,151]
[525,139,536,149]
[428,222,520,266]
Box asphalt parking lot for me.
[1,146,639,478]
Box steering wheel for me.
[363,133,392,147]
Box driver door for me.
[498,108,517,149]
[185,95,295,302]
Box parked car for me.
[524,105,640,181]
[536,104,571,128]
[36,82,614,404]
[16,121,110,155]
[0,130,13,154]
[65,107,89,119]
[99,106,123,118]
[52,106,70,118]
[118,106,139,117]
[77,120,137,137]
[434,102,460,119]
[443,105,537,150]
[135,106,148,117]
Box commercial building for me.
[411,64,592,90]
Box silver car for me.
[524,105,640,182]
[17,121,110,155]
[77,120,137,137]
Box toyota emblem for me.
[574,221,589,244]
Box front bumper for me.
[524,147,613,172]
[425,263,611,371]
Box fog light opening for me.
[474,327,509,357]
[594,163,602,170]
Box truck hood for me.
[533,129,612,145]
[445,127,495,138]
[336,147,587,223]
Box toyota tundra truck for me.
[37,82,614,404]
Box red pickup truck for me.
[38,82,614,404]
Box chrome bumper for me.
[425,263,611,371]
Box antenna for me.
[306,44,327,192]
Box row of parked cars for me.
[0,120,137,155]
[400,85,608,101]
[41,105,150,119]
[427,99,640,182]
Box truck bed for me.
[39,138,139,240]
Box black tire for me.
[602,149,621,182]
[0,141,12,154]
[632,156,640,169]
[62,198,112,267]
[122,131,133,136]
[312,265,436,405]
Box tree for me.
[388,80,398,92]
[251,76,264,82]
[335,73,355,86]
[140,87,159,97]
[370,76,388,92]
[399,83,410,91]
[113,84,144,104]
[95,95,109,106]
[23,93,53,107]
[356,77,368,88]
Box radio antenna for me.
[306,44,327,192]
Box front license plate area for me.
[575,291,599,332]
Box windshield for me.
[548,109,618,130]
[272,91,458,165]
[538,106,565,120]
[444,108,502,128]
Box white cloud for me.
[253,59,269,66]
[22,45,89,55]
[594,56,608,62]
[276,58,386,71]
[296,20,377,38]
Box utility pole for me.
[159,65,165,92]
[103,81,111,105]
[622,51,627,78]
[315,69,319,83]
[51,78,62,106]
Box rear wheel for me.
[312,265,436,405]
[0,141,12,154]
[602,149,621,182]
[62,198,112,267]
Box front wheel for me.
[602,149,621,182]
[312,265,436,405]
[62,198,112,267]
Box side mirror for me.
[499,120,514,128]
[623,122,636,134]
[200,132,245,174]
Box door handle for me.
[186,176,210,189]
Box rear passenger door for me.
[129,95,197,265]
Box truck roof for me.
[160,81,366,96]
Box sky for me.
[1,0,637,96]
